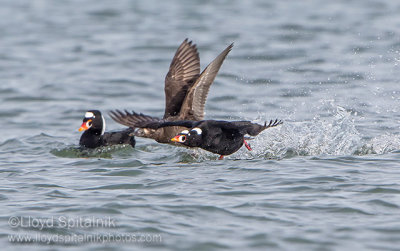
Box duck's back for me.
[200,122,244,155]
[101,129,136,147]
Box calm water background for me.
[1,0,400,250]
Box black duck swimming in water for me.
[79,110,135,149]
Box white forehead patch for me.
[181,130,189,135]
[85,112,95,118]
[191,128,202,135]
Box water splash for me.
[237,105,361,159]
[234,105,400,159]
[359,133,400,155]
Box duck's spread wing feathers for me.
[139,120,198,130]
[221,119,283,136]
[164,39,200,119]
[109,110,197,129]
[179,43,233,121]
[109,110,160,128]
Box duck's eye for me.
[180,135,186,142]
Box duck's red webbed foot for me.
[244,140,252,151]
[218,155,224,160]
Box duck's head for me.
[79,110,105,135]
[171,127,203,147]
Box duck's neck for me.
[89,128,103,136]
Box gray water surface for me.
[1,0,400,250]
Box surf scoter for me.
[110,39,233,144]
[79,110,135,149]
[117,116,282,159]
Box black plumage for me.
[125,118,282,158]
[79,110,135,149]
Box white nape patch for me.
[101,115,106,135]
[85,112,94,118]
[181,130,189,135]
[191,128,202,135]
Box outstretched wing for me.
[109,110,198,129]
[222,119,283,136]
[109,110,160,128]
[179,43,233,121]
[138,120,198,129]
[164,39,200,119]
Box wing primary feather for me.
[164,39,201,119]
[109,110,161,128]
[179,43,234,120]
